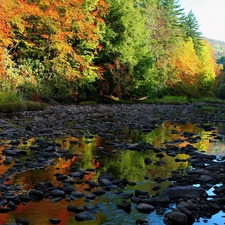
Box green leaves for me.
[0,0,218,100]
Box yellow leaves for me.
[197,40,217,82]
[174,38,201,84]
[0,0,108,88]
[172,38,217,96]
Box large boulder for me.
[161,186,207,200]
[164,209,189,225]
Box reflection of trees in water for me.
[10,122,218,193]
[195,139,225,155]
[5,122,223,224]
[95,149,189,183]
[12,166,60,190]
[2,122,223,225]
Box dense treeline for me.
[0,0,219,101]
[207,38,225,60]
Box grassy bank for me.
[0,92,47,113]
[1,92,224,113]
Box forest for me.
[0,0,222,102]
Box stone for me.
[49,218,61,224]
[92,189,106,196]
[98,178,113,187]
[136,203,155,213]
[164,210,188,225]
[144,158,152,165]
[135,190,149,198]
[85,193,96,200]
[136,219,149,225]
[84,204,98,213]
[28,189,44,201]
[67,205,84,213]
[161,186,206,200]
[15,217,30,225]
[75,211,95,221]
[117,201,131,212]
[70,191,84,198]
[0,207,11,213]
[51,189,65,197]
[199,175,214,183]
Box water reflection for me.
[0,122,225,224]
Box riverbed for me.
[0,103,225,225]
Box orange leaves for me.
[173,38,200,85]
[0,0,109,87]
[171,38,217,96]
[0,2,13,46]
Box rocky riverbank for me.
[1,103,225,225]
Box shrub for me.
[216,83,225,99]
[0,101,47,113]
[0,92,21,104]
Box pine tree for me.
[184,10,203,55]
[144,0,186,93]
[161,0,186,41]
[96,0,154,98]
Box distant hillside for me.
[205,38,225,60]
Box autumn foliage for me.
[0,0,219,100]
[0,0,108,96]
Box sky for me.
[179,0,225,42]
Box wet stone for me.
[75,211,95,221]
[0,184,7,191]
[15,217,30,225]
[98,178,113,187]
[51,189,65,197]
[144,158,152,165]
[28,189,44,201]
[161,186,206,200]
[0,207,11,213]
[117,201,131,212]
[84,204,98,213]
[164,209,188,225]
[49,218,61,224]
[8,201,17,210]
[10,139,20,145]
[136,203,155,213]
[135,190,149,198]
[136,219,150,225]
[70,191,84,198]
[92,189,106,196]
[85,193,96,200]
[213,184,225,194]
[67,205,77,212]
[3,160,11,165]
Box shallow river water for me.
[0,119,225,225]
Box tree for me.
[184,10,203,55]
[96,0,154,98]
[197,40,217,95]
[161,0,186,37]
[144,0,187,95]
[217,56,225,67]
[2,0,108,99]
[172,38,201,96]
[0,0,24,91]
[172,38,217,97]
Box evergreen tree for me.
[184,10,203,55]
[144,0,186,94]
[161,0,186,41]
[96,0,154,98]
